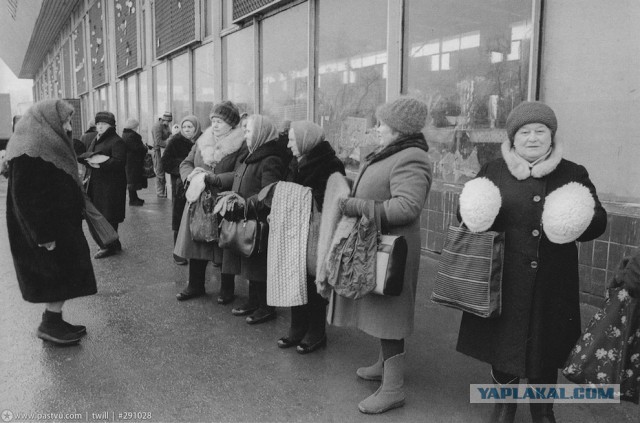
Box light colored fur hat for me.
[459,177,502,232]
[542,182,595,244]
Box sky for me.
[0,57,33,116]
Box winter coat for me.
[162,133,196,231]
[122,128,148,190]
[86,127,127,223]
[327,138,432,340]
[80,128,97,151]
[221,140,291,281]
[7,156,97,302]
[173,133,248,261]
[456,151,607,378]
[287,141,345,212]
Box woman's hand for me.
[38,241,56,251]
[339,197,368,217]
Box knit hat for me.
[210,101,240,128]
[375,96,429,135]
[162,111,173,122]
[506,101,558,143]
[124,117,139,130]
[95,111,116,127]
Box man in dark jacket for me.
[151,112,172,198]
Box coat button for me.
[532,229,540,237]
[531,261,538,269]
[533,195,541,202]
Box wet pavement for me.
[0,177,637,423]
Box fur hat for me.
[210,101,240,128]
[542,182,595,244]
[95,111,116,126]
[506,101,557,143]
[124,117,139,130]
[459,177,502,232]
[162,111,173,121]
[375,96,429,135]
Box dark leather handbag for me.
[143,152,155,178]
[218,207,268,258]
[373,234,407,296]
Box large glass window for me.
[261,4,308,127]
[153,62,168,119]
[139,70,149,143]
[127,74,139,122]
[172,52,191,121]
[316,0,388,166]
[223,27,254,114]
[194,43,216,128]
[403,0,534,184]
[117,80,126,130]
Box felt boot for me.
[358,353,405,414]
[36,310,83,346]
[357,350,383,381]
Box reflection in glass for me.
[153,62,168,119]
[223,28,254,115]
[403,0,534,184]
[172,53,191,121]
[316,0,387,166]
[261,3,308,127]
[194,43,215,129]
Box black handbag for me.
[143,152,155,178]
[218,206,268,258]
[373,234,407,296]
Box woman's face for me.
[376,121,399,146]
[210,117,232,137]
[181,121,195,139]
[287,128,300,158]
[96,122,110,135]
[244,118,255,149]
[513,123,552,162]
[62,117,72,133]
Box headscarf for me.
[180,115,202,141]
[290,121,324,157]
[4,99,81,187]
[246,114,278,153]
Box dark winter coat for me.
[122,128,148,190]
[222,139,291,281]
[456,158,607,378]
[86,127,127,223]
[80,128,97,151]
[7,156,97,302]
[287,140,345,211]
[162,133,196,231]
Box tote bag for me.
[431,224,504,318]
[189,189,218,242]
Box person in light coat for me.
[329,97,432,414]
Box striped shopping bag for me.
[431,224,504,318]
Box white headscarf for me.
[246,114,278,153]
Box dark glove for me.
[204,173,221,188]
[339,197,368,217]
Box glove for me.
[339,197,368,217]
[204,173,221,187]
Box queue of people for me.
[5,96,628,421]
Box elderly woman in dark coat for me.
[173,102,247,303]
[162,115,203,266]
[79,111,127,259]
[455,101,607,423]
[330,97,432,414]
[122,118,147,206]
[222,114,291,324]
[276,121,345,353]
[4,99,97,346]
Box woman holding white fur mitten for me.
[455,101,607,423]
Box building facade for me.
[6,0,640,306]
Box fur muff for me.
[315,172,351,297]
[459,177,502,232]
[542,182,595,244]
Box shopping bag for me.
[189,189,218,242]
[143,152,155,178]
[306,199,321,276]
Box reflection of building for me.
[2,0,639,306]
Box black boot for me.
[37,310,83,346]
[246,281,276,324]
[177,259,206,300]
[232,280,259,316]
[217,273,236,304]
[278,304,307,348]
[299,277,327,346]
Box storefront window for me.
[260,3,308,127]
[117,80,126,129]
[223,27,254,115]
[315,0,388,166]
[139,70,149,143]
[153,62,168,119]
[194,43,215,128]
[172,52,191,121]
[127,74,138,122]
[403,0,535,184]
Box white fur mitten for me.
[459,177,502,232]
[542,182,595,244]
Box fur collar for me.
[501,139,563,180]
[197,126,245,167]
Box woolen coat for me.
[456,157,607,378]
[221,140,291,281]
[7,156,97,302]
[173,140,248,261]
[86,127,127,223]
[122,128,148,190]
[162,133,196,231]
[327,143,432,340]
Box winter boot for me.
[358,352,405,414]
[246,282,276,324]
[530,403,556,423]
[357,350,383,381]
[36,310,83,346]
[488,369,518,423]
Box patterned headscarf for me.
[290,121,324,156]
[246,114,278,153]
[180,115,202,141]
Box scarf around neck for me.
[501,138,563,180]
[197,126,245,167]
[365,132,430,165]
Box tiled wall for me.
[421,186,640,308]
